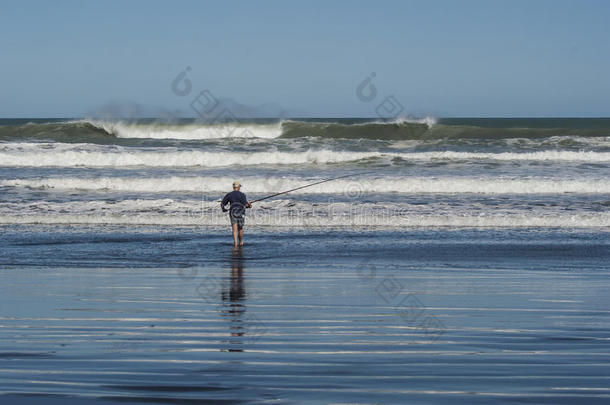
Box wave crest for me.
[89,121,282,140]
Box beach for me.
[1,225,610,404]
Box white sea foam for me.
[1,143,610,168]
[1,212,608,228]
[0,143,373,167]
[4,176,610,194]
[394,116,437,127]
[89,121,282,140]
[1,199,609,228]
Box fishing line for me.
[250,171,374,203]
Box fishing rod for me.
[250,171,374,204]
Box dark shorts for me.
[230,215,245,229]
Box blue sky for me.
[1,0,609,117]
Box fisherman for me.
[221,181,252,248]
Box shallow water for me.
[1,226,609,404]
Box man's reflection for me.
[220,248,246,352]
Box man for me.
[221,181,252,248]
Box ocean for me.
[1,117,609,404]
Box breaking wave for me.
[4,176,610,195]
[2,118,610,142]
[91,121,282,139]
[1,143,609,168]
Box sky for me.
[1,0,609,118]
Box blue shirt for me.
[221,190,248,216]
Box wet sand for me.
[1,226,609,404]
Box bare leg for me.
[238,227,244,246]
[232,224,239,247]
